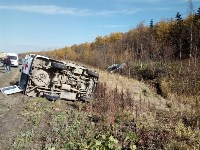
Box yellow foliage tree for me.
[65,47,77,61]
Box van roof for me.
[7,53,18,56]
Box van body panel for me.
[0,85,23,95]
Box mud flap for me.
[0,85,23,95]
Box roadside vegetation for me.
[12,81,199,149]
[17,1,200,149]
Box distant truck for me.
[1,54,99,101]
[0,52,7,66]
[0,52,6,59]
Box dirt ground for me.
[0,66,31,149]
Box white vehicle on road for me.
[7,53,19,67]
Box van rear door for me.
[0,85,23,95]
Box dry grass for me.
[2,61,197,149]
[0,67,20,86]
[83,80,199,149]
[98,69,168,110]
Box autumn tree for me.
[148,19,155,60]
[154,19,172,60]
[170,12,187,60]
[94,36,104,51]
[194,7,200,59]
[80,43,94,65]
[64,47,77,61]
[109,32,123,63]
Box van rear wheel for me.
[51,62,68,70]
[44,93,60,101]
[87,70,99,78]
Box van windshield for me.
[8,56,17,60]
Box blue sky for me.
[0,0,200,54]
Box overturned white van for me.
[1,54,99,101]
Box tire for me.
[87,70,99,78]
[79,96,90,102]
[51,62,68,70]
[44,93,60,101]
[32,69,50,87]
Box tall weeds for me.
[85,81,200,149]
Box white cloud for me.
[0,5,140,16]
[0,5,91,16]
[95,8,140,16]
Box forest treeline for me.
[22,5,200,98]
[34,7,200,66]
